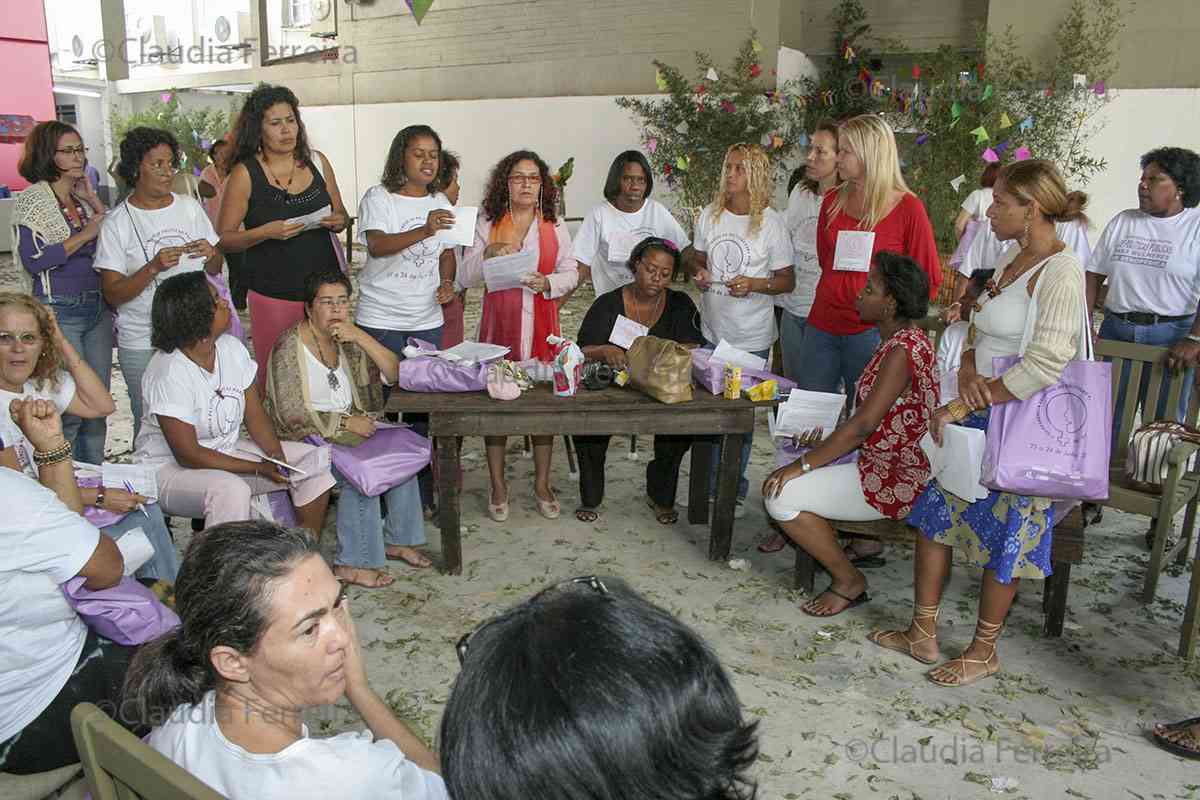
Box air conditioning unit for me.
[203,10,253,51]
[53,26,98,72]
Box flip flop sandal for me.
[646,498,678,525]
[758,532,788,553]
[336,568,396,589]
[385,547,433,569]
[1153,723,1200,760]
[801,585,870,617]
[574,507,601,523]
[1159,716,1200,733]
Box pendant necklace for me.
[310,322,341,391]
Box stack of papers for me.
[483,249,538,293]
[100,462,159,499]
[919,427,989,502]
[286,204,333,232]
[425,341,510,366]
[712,339,767,370]
[768,389,846,439]
[435,206,478,247]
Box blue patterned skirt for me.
[905,412,1054,584]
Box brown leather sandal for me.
[867,603,940,665]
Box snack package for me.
[547,334,585,397]
[745,379,778,402]
[613,369,630,387]
[723,364,742,400]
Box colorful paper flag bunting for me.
[676,156,689,170]
[646,137,658,153]
[719,100,736,113]
[982,148,999,163]
[675,120,689,134]
[1094,80,1106,96]
[915,133,930,145]
[981,84,993,102]
[970,126,990,144]
[912,64,921,79]
[1019,116,1034,132]
[995,140,1010,155]
[798,132,810,146]
[655,70,667,91]
[160,92,173,103]
[760,133,773,147]
[749,63,762,78]
[751,38,762,54]
[951,101,962,119]
[950,174,966,192]
[1073,73,1087,88]
[1014,146,1032,161]
[405,0,435,24]
[999,112,1013,129]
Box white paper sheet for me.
[772,389,846,439]
[920,427,990,502]
[483,249,538,293]
[607,230,642,263]
[435,341,510,365]
[116,528,155,576]
[436,205,478,247]
[712,339,767,371]
[286,204,333,232]
[101,462,159,500]
[609,314,649,349]
[237,443,330,484]
[833,230,875,272]
[174,253,206,273]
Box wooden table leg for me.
[436,435,462,575]
[708,433,740,561]
[688,438,713,525]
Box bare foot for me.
[385,546,433,569]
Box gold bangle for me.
[947,398,971,422]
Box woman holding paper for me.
[94,126,224,441]
[762,252,936,617]
[0,292,178,581]
[265,268,431,587]
[797,115,940,399]
[460,150,578,521]
[876,160,1089,687]
[217,84,348,389]
[134,272,334,534]
[572,237,703,524]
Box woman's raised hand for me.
[422,208,456,238]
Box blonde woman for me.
[799,115,941,398]
[682,143,793,512]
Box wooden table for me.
[386,384,769,574]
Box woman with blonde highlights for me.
[683,143,793,511]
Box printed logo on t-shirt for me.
[706,233,753,296]
[207,390,244,439]
[1112,235,1175,269]
[385,216,442,281]
[606,225,656,264]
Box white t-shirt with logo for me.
[1088,207,1200,316]
[0,468,98,744]
[571,199,690,296]
[776,185,822,317]
[693,206,792,351]
[355,186,454,332]
[134,335,257,466]
[94,194,219,350]
[0,371,76,475]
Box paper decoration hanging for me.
[798,132,810,146]
[995,140,1010,155]
[912,64,921,79]
[822,90,834,106]
[760,132,773,147]
[405,0,435,23]
[676,156,689,171]
[999,112,1013,129]
[915,133,930,145]
[719,100,736,113]
[695,84,707,95]
[950,175,967,192]
[951,101,962,120]
[977,62,986,79]
[749,63,762,78]
[1094,80,1106,96]
[646,137,658,153]
[656,70,668,91]
[1073,73,1087,88]
[675,121,689,134]
[772,135,784,150]
[981,84,993,102]
[751,38,763,54]
[1014,146,1032,161]
[706,67,719,81]
[1019,116,1034,132]
[970,126,989,144]
[843,43,855,61]
[981,148,999,163]
[160,92,173,103]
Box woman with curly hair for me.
[94,126,225,440]
[1086,146,1200,426]
[682,142,794,514]
[459,150,578,521]
[217,84,349,389]
[133,272,333,534]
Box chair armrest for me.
[1168,441,1200,467]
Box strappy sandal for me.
[1153,720,1200,760]
[646,497,678,525]
[925,618,1003,687]
[535,490,561,520]
[385,546,433,569]
[868,603,941,665]
[574,507,600,523]
[801,584,870,617]
[488,490,510,522]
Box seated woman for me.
[874,160,1090,687]
[133,272,334,534]
[0,398,132,775]
[265,268,431,588]
[0,291,178,580]
[762,252,937,617]
[572,237,703,524]
[440,575,758,800]
[125,521,446,799]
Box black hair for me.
[207,139,227,160]
[116,127,181,187]
[303,267,353,313]
[626,235,681,277]
[230,84,312,168]
[150,271,215,352]
[434,149,460,194]
[380,125,443,194]
[1141,146,1200,208]
[122,522,319,726]
[873,250,929,321]
[786,166,806,196]
[481,150,557,223]
[440,576,759,800]
[603,150,654,203]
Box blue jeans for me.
[117,347,155,443]
[778,310,808,384]
[1099,313,1195,435]
[45,290,112,465]
[795,325,882,403]
[360,323,444,509]
[704,340,770,499]
[104,503,179,582]
[332,465,425,568]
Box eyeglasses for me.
[143,160,175,175]
[56,146,88,157]
[315,297,351,308]
[0,331,42,348]
[454,575,609,665]
[508,174,542,186]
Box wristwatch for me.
[95,487,106,508]
[1186,335,1200,344]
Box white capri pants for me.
[764,462,885,523]
[156,438,336,527]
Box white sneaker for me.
[734,498,747,519]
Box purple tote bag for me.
[308,425,431,498]
[396,337,490,392]
[981,355,1112,501]
[62,575,180,646]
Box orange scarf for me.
[478,213,560,361]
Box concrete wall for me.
[785,0,989,55]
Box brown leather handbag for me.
[627,336,694,404]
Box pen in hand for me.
[123,479,150,517]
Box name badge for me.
[609,314,649,349]
[833,230,875,272]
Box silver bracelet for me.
[1186,334,1200,344]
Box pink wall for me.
[0,4,55,190]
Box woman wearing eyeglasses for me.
[460,150,579,521]
[12,121,111,465]
[128,521,447,800]
[94,127,224,441]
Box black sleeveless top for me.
[242,155,339,301]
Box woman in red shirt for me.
[762,251,938,616]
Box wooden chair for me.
[70,704,226,800]
[0,763,85,800]
[1094,340,1200,607]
